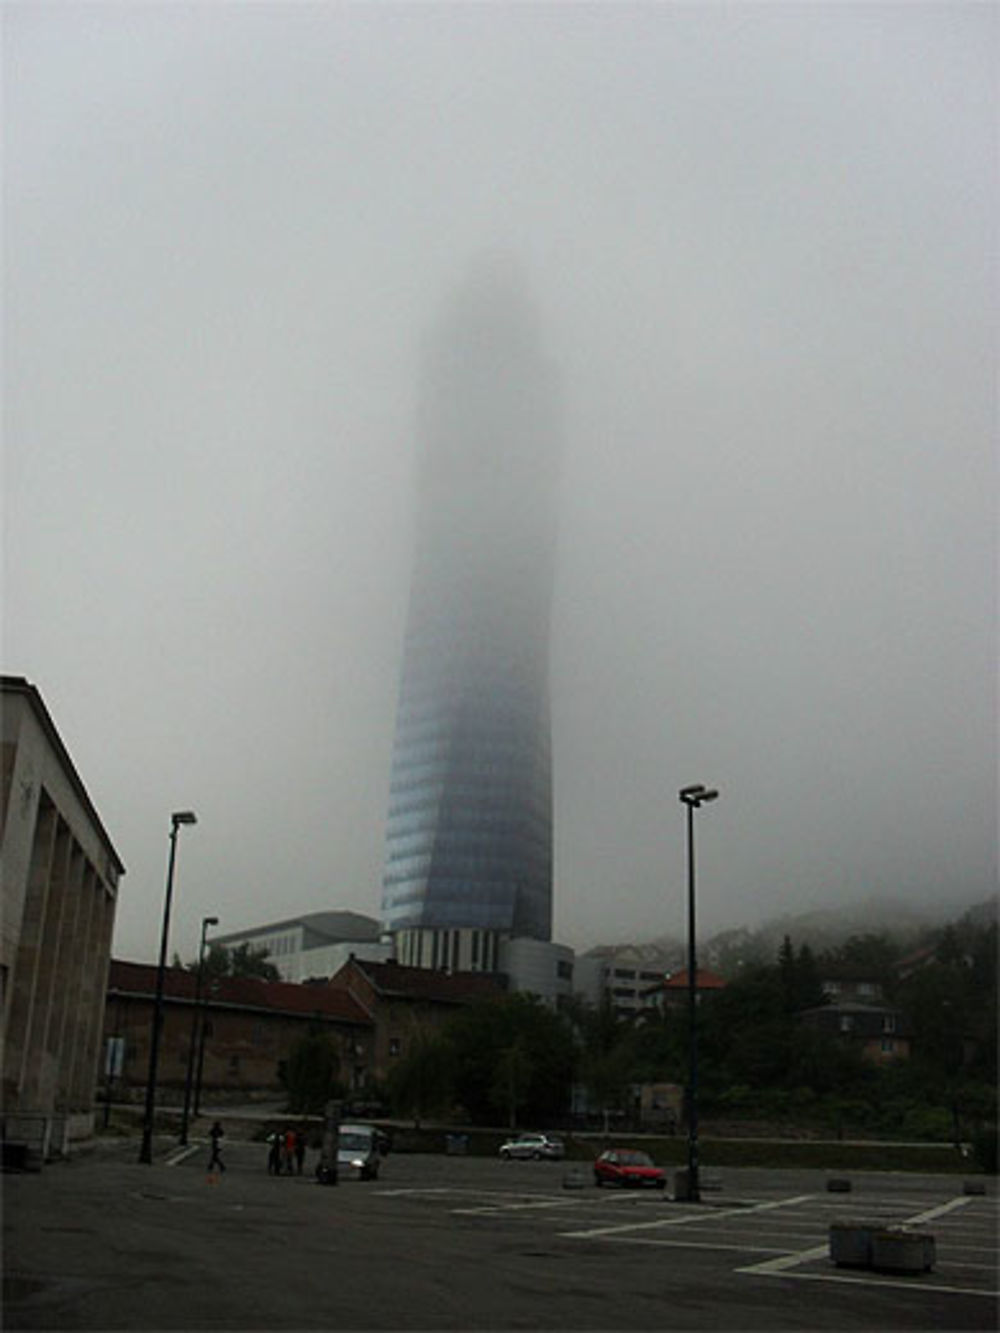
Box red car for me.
[593,1149,667,1189]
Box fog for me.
[4,4,996,965]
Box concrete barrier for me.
[829,1222,935,1274]
[871,1228,935,1274]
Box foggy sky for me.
[4,3,996,966]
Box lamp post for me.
[678,784,718,1203]
[178,913,218,1145]
[138,811,197,1164]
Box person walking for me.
[267,1130,281,1175]
[295,1127,307,1176]
[207,1120,226,1174]
[283,1127,297,1175]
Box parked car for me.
[593,1148,666,1189]
[499,1133,565,1161]
[337,1123,382,1180]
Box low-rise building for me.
[2,676,125,1161]
[210,910,388,982]
[104,960,373,1102]
[325,957,504,1081]
[574,944,681,1019]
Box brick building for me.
[325,956,503,1081]
[105,961,373,1103]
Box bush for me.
[898,1105,953,1143]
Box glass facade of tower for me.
[382,267,558,943]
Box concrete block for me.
[871,1228,935,1274]
[826,1177,852,1192]
[829,1221,876,1268]
[963,1180,987,1196]
[673,1167,693,1201]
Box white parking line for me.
[906,1197,974,1226]
[738,1268,999,1301]
[562,1194,815,1240]
[165,1145,200,1167]
[736,1194,989,1299]
[454,1198,582,1215]
[739,1195,973,1280]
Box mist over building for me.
[381,261,561,974]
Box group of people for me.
[267,1126,307,1175]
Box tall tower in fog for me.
[382,262,559,973]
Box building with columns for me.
[1,676,125,1162]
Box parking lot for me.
[4,1137,997,1330]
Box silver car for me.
[499,1132,565,1161]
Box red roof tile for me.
[109,959,371,1025]
[659,968,727,990]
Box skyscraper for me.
[382,262,560,973]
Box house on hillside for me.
[325,956,504,1080]
[819,966,885,1004]
[798,1000,911,1063]
[640,967,727,1014]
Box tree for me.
[778,936,825,1013]
[385,1024,455,1128]
[282,1031,344,1113]
[175,941,280,983]
[445,994,575,1125]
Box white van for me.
[336,1123,381,1180]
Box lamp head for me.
[679,784,707,802]
[171,810,198,828]
[679,784,719,807]
[203,915,219,928]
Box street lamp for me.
[678,784,719,1203]
[138,810,197,1164]
[178,913,218,1146]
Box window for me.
[839,1015,853,1033]
[881,1039,895,1054]
[556,960,573,980]
[389,1037,401,1058]
[881,1015,896,1034]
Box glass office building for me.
[382,264,559,962]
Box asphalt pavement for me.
[4,1134,997,1331]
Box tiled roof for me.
[108,959,371,1025]
[653,968,727,991]
[347,959,505,1005]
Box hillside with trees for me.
[379,899,996,1165]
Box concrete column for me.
[71,883,115,1111]
[57,858,97,1108]
[45,841,86,1109]
[20,817,72,1111]
[2,801,58,1107]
